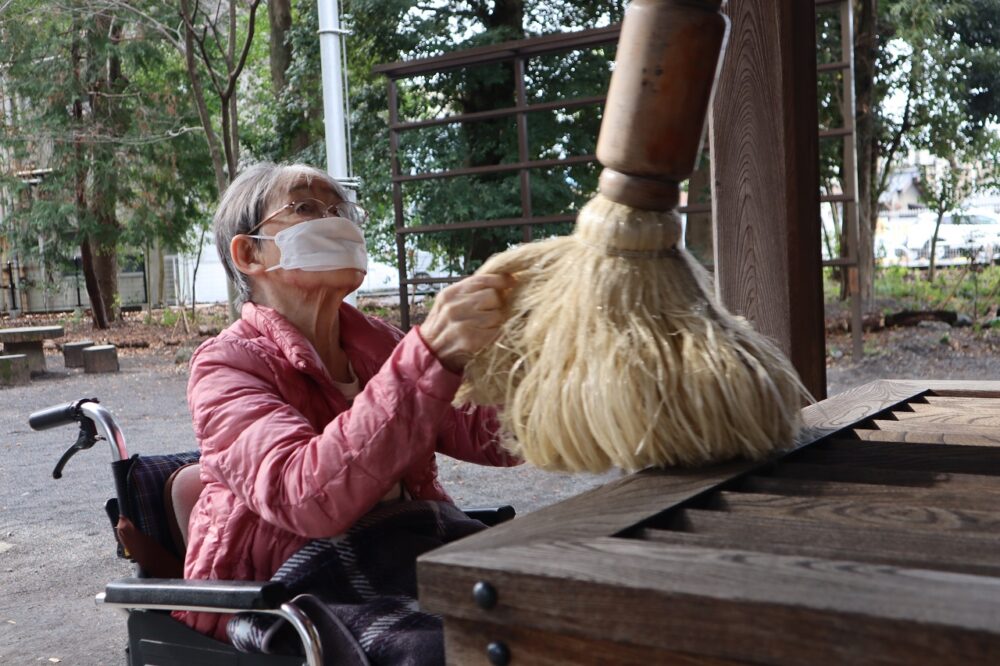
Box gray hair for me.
[213,162,349,307]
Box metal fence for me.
[0,260,148,314]
[374,27,625,329]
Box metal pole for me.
[514,57,534,244]
[317,0,359,305]
[317,0,348,182]
[388,79,410,330]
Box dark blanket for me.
[227,500,486,666]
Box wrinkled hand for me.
[419,273,516,373]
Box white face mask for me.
[250,216,368,273]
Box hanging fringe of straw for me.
[456,194,811,473]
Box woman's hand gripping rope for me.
[419,273,516,373]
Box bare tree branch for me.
[178,0,226,190]
[95,0,183,51]
[179,0,226,97]
[876,61,918,201]
[207,0,231,69]
[223,0,260,99]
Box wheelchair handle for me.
[28,400,91,431]
[29,398,130,473]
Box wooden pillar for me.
[709,0,827,399]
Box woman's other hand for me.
[419,273,515,373]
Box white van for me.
[897,209,1000,267]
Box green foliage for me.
[822,268,844,303]
[244,0,325,166]
[58,307,84,329]
[159,307,179,328]
[868,264,1000,316]
[256,0,626,271]
[0,1,216,266]
[879,0,1000,178]
[873,264,947,308]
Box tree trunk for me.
[71,14,107,329]
[853,0,878,307]
[177,0,260,320]
[268,0,293,91]
[156,241,165,307]
[928,211,944,282]
[92,245,119,320]
[80,238,108,329]
[85,15,124,324]
[179,0,228,194]
[268,0,313,153]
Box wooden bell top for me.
[596,0,729,211]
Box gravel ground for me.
[825,322,1000,395]
[2,318,999,664]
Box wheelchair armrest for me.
[102,579,326,666]
[462,504,516,527]
[101,577,291,611]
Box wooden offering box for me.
[418,380,1000,665]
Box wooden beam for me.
[420,538,1000,664]
[663,511,1000,576]
[710,0,826,399]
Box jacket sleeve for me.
[434,402,522,467]
[188,329,463,539]
[409,327,522,468]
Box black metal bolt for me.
[486,641,510,665]
[473,580,498,609]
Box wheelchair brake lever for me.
[52,419,100,480]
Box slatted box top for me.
[419,380,1000,665]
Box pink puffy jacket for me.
[175,301,518,640]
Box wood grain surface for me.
[430,380,929,559]
[738,474,1000,510]
[420,381,1000,664]
[769,461,1000,491]
[442,617,742,666]
[795,439,1000,474]
[853,422,1000,446]
[710,0,826,398]
[710,490,1000,534]
[869,414,1000,433]
[642,523,1000,577]
[420,539,1000,665]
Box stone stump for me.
[64,340,95,368]
[83,345,119,374]
[0,354,31,386]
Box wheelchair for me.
[29,397,515,666]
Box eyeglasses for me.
[247,198,368,235]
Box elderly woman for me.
[175,162,518,645]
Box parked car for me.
[895,210,1000,267]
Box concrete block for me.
[0,354,30,386]
[83,345,119,374]
[64,340,95,368]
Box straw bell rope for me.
[455,0,810,473]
